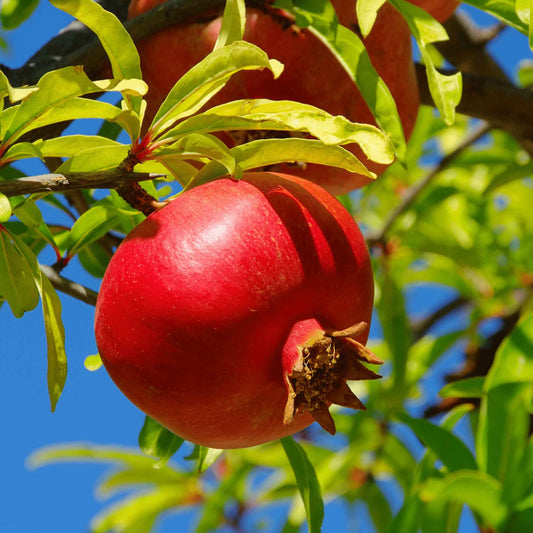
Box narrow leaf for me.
[50,0,143,115]
[356,0,387,37]
[397,412,478,472]
[389,0,462,125]
[188,138,374,189]
[214,0,246,49]
[0,192,10,222]
[171,99,395,164]
[0,230,40,318]
[420,471,507,529]
[150,41,283,134]
[138,417,184,469]
[440,377,485,399]
[280,436,324,533]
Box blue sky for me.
[0,2,531,532]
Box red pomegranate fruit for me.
[410,0,459,22]
[95,172,381,448]
[129,0,419,195]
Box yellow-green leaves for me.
[389,0,462,125]
[149,41,284,134]
[50,0,143,115]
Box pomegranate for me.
[409,0,459,22]
[95,172,381,448]
[129,0,419,195]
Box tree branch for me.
[40,264,98,306]
[0,169,165,197]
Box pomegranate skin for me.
[95,172,374,448]
[129,0,418,195]
[409,0,459,22]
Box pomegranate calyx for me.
[283,321,382,435]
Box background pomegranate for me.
[95,172,380,448]
[129,0,419,194]
[410,0,460,22]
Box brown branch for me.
[367,122,491,246]
[0,169,165,197]
[40,264,98,306]
[411,295,470,342]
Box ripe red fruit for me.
[95,172,381,448]
[129,0,419,195]
[410,0,459,22]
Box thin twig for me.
[367,122,491,246]
[40,264,98,306]
[411,295,470,342]
[0,169,165,197]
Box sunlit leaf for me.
[389,0,462,125]
[440,377,485,399]
[0,229,40,317]
[420,471,506,529]
[397,412,478,472]
[150,41,283,135]
[50,0,143,116]
[477,313,533,484]
[356,0,387,37]
[280,437,324,533]
[65,205,120,258]
[463,0,528,34]
[171,99,394,164]
[278,0,406,162]
[138,417,184,469]
[214,0,246,49]
[0,192,10,222]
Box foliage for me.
[2,0,533,532]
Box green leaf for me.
[155,133,240,181]
[440,376,485,399]
[57,145,130,173]
[477,313,533,483]
[2,67,143,146]
[171,99,395,164]
[0,69,37,103]
[280,0,406,162]
[65,205,120,258]
[90,487,182,533]
[420,470,507,529]
[0,0,38,29]
[463,0,529,34]
[186,445,224,474]
[9,233,67,410]
[0,229,40,317]
[149,40,283,135]
[49,0,143,116]
[484,159,533,195]
[516,0,533,50]
[138,417,184,469]
[2,141,43,162]
[280,437,324,533]
[356,0,387,37]
[189,138,375,189]
[0,192,10,222]
[397,412,478,472]
[377,264,411,390]
[389,0,462,125]
[34,135,124,160]
[40,274,67,411]
[214,0,246,49]
[84,354,103,371]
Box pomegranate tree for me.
[95,172,381,448]
[129,0,419,194]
